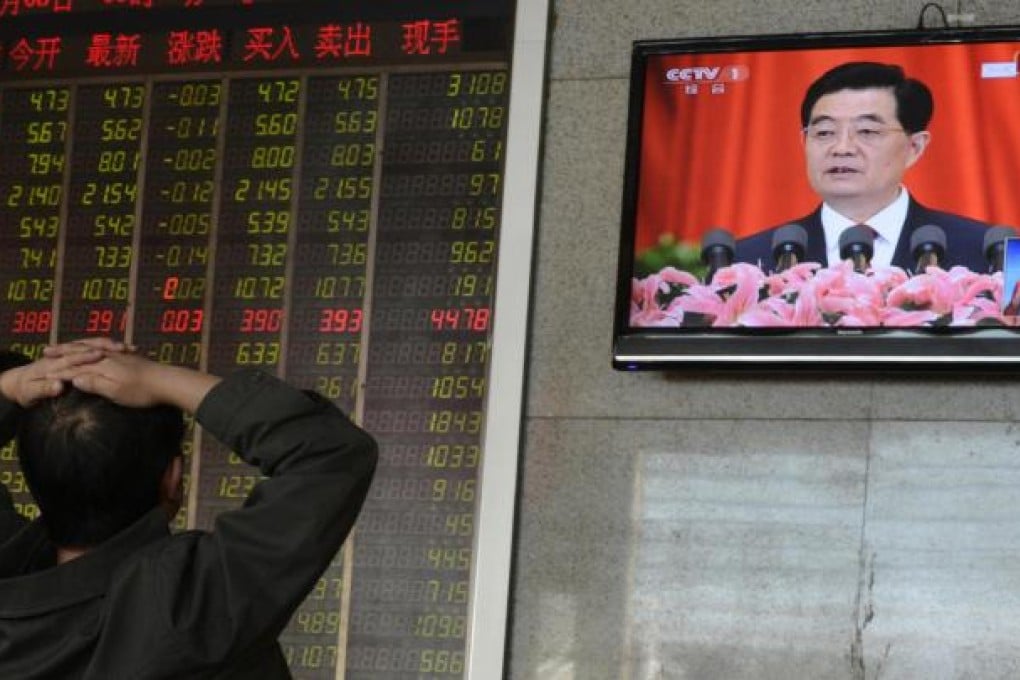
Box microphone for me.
[983,225,1018,273]
[700,227,735,283]
[838,225,874,274]
[909,224,947,275]
[770,223,808,273]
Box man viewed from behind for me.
[0,341,378,679]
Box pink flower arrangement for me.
[630,261,1017,328]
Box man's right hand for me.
[41,337,134,359]
[59,351,221,414]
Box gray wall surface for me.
[508,2,1020,678]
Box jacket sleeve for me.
[145,369,378,671]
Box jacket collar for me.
[0,508,170,617]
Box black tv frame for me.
[612,25,1020,371]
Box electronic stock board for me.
[0,0,547,677]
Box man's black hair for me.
[0,351,29,373]
[17,388,184,546]
[800,61,934,134]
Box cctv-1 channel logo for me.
[664,64,750,95]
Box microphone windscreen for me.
[984,225,1018,258]
[838,225,874,260]
[700,227,735,261]
[909,224,947,258]
[770,223,808,259]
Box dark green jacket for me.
[0,368,378,679]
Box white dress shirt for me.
[820,187,911,268]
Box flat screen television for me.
[613,25,1020,369]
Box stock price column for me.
[346,69,507,679]
[193,77,300,530]
[0,86,68,360]
[134,80,222,369]
[59,83,145,340]
[278,74,380,678]
[288,75,378,414]
[0,85,70,517]
[134,79,224,530]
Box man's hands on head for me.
[1,338,220,414]
[41,337,135,358]
[0,339,128,408]
[58,350,221,414]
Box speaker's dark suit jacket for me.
[735,198,993,274]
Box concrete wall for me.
[508,2,1020,678]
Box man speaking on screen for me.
[736,61,992,274]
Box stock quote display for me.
[0,1,514,677]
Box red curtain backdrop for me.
[634,42,1020,254]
